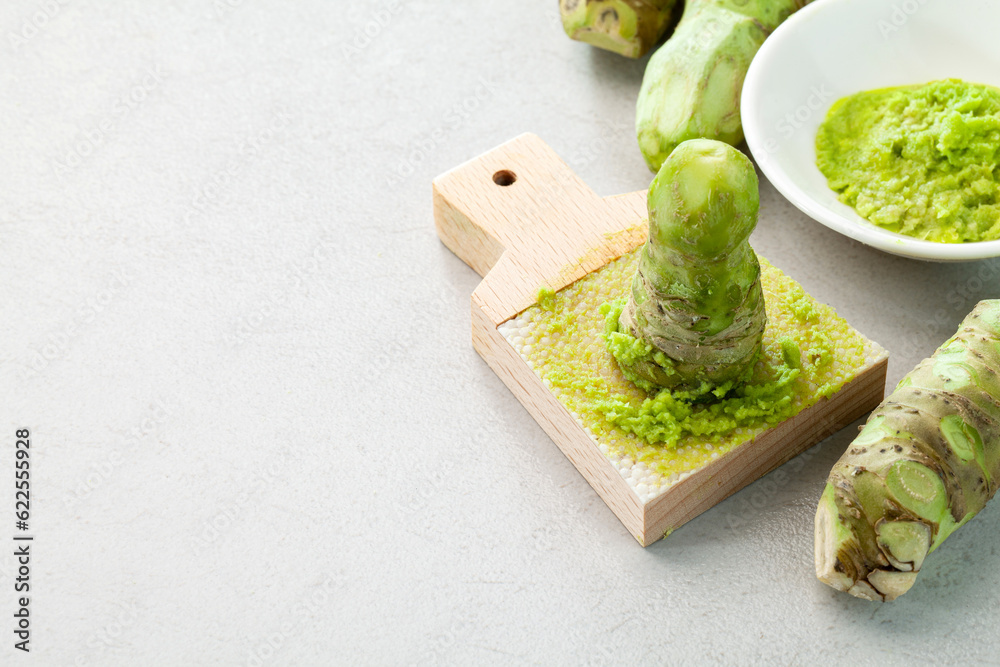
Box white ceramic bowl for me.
[742,0,1000,261]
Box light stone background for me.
[2,1,999,665]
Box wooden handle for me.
[433,133,647,326]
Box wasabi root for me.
[607,139,766,391]
[636,0,810,171]
[560,0,679,59]
[815,300,1000,601]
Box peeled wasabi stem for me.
[560,0,679,59]
[608,139,766,391]
[816,300,1000,601]
[636,0,810,171]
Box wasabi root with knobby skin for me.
[560,0,679,59]
[815,300,1000,601]
[636,0,810,171]
[607,139,766,392]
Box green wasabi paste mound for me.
[817,79,1000,243]
[607,138,766,393]
[600,297,800,444]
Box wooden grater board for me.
[433,133,888,546]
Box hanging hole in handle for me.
[492,170,517,186]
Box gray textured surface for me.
[2,1,1000,665]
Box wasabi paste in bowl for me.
[741,0,1000,261]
